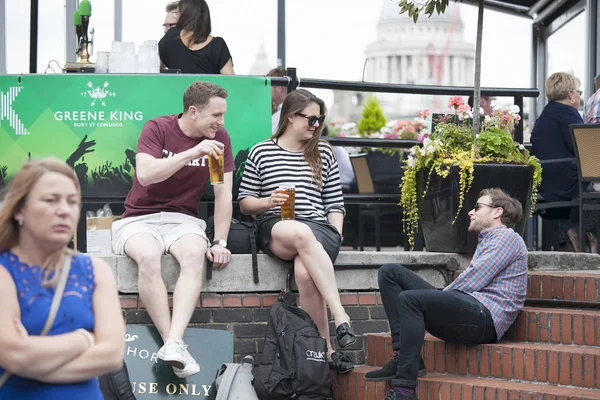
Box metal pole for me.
[587,0,599,97]
[0,0,6,74]
[277,0,285,67]
[65,0,77,63]
[29,0,38,73]
[530,23,539,127]
[114,0,123,42]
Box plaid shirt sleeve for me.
[444,228,519,293]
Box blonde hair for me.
[546,72,581,102]
[0,158,81,286]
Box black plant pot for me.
[417,163,533,254]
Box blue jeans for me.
[378,264,497,388]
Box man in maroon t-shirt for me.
[111,81,235,378]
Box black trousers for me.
[378,264,497,388]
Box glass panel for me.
[5,1,30,73]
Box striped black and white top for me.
[238,139,346,221]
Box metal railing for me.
[271,69,540,144]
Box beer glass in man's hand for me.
[209,153,224,185]
[279,183,296,220]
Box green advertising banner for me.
[0,74,272,198]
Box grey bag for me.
[214,355,259,400]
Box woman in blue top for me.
[530,72,599,252]
[0,158,125,399]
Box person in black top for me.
[159,0,234,74]
[531,72,598,252]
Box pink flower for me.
[456,104,471,114]
[503,114,510,121]
[447,96,465,110]
[514,114,521,121]
[405,125,416,133]
[418,109,431,119]
[385,132,399,140]
[417,132,429,143]
[336,133,346,137]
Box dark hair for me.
[274,89,328,188]
[177,0,211,45]
[479,188,523,229]
[183,81,228,111]
[267,67,286,77]
[165,1,179,12]
[467,95,491,108]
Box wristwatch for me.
[212,239,228,248]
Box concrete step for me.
[331,368,600,400]
[503,306,600,345]
[366,333,600,389]
[527,271,600,303]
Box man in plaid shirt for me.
[368,188,528,400]
[584,74,600,123]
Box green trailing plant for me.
[400,104,542,249]
[357,96,386,137]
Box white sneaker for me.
[172,345,200,379]
[157,339,187,369]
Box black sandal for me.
[329,351,354,374]
[335,322,356,348]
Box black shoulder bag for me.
[205,217,260,283]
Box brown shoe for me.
[587,232,598,253]
[566,228,580,252]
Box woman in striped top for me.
[238,89,355,373]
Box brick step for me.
[417,373,600,400]
[422,335,600,389]
[331,368,600,400]
[527,271,600,303]
[366,334,600,389]
[503,306,600,345]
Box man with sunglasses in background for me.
[163,1,180,33]
[368,188,528,400]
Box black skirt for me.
[256,216,342,264]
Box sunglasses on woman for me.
[297,113,325,127]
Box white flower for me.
[467,110,474,119]
[422,137,432,147]
[490,100,498,108]
[493,102,503,111]
[342,122,357,132]
[420,147,428,156]
[407,155,416,168]
[380,127,393,135]
[476,134,480,140]
[409,147,417,156]
[484,115,492,123]
[519,144,525,150]
[508,105,520,115]
[479,108,484,115]
[434,139,443,146]
[425,144,436,153]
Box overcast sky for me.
[3,0,588,106]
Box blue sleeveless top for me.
[0,250,103,399]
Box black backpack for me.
[98,361,137,400]
[251,295,332,400]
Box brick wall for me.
[120,291,390,364]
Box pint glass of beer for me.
[208,153,224,185]
[279,183,296,220]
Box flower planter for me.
[417,163,533,253]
